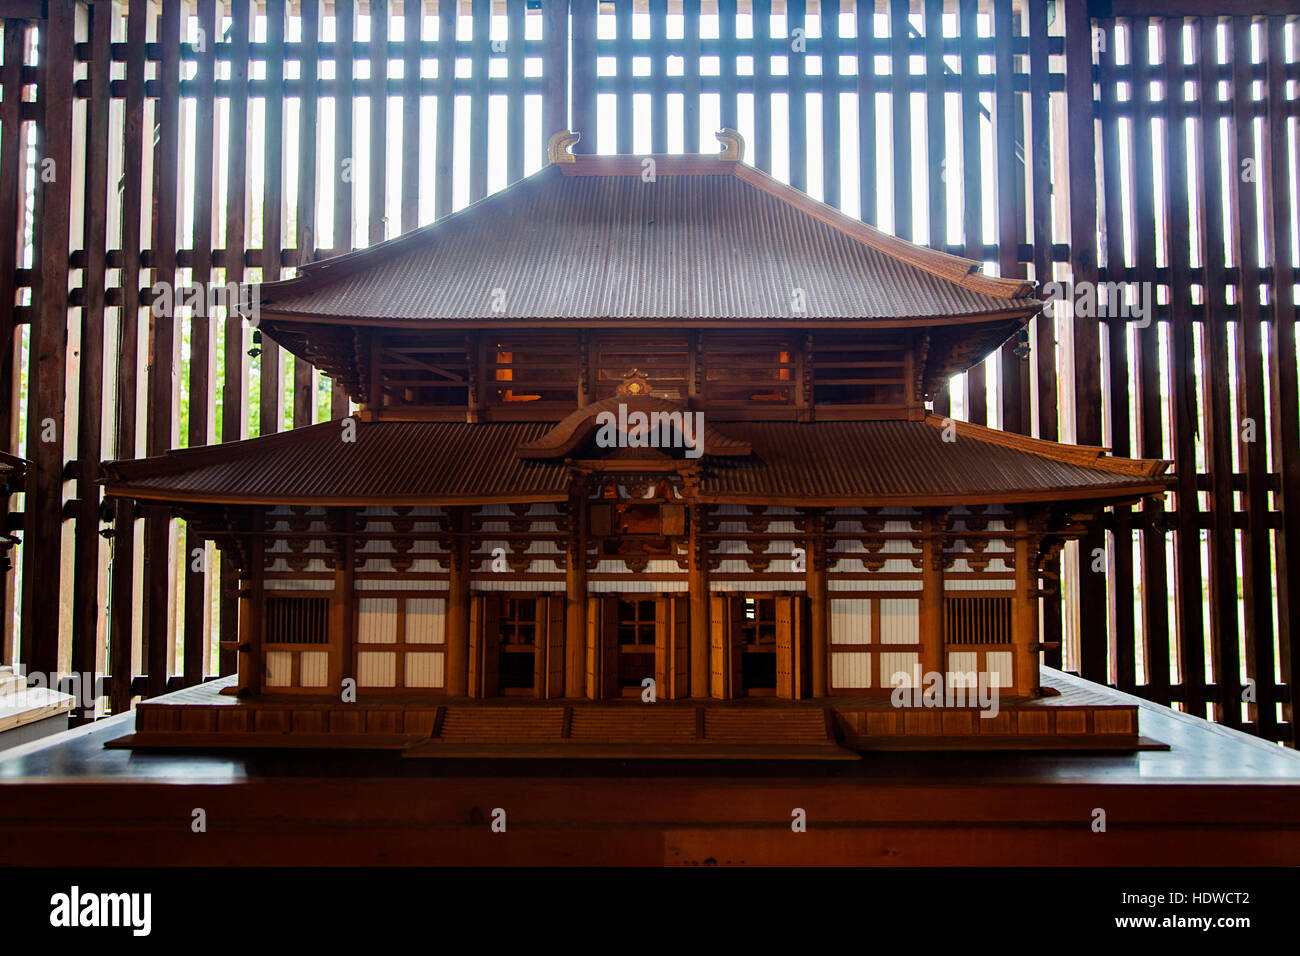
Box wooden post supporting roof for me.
[805,509,828,699]
[445,506,471,697]
[564,488,587,699]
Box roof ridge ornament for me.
[716,128,745,162]
[548,129,580,164]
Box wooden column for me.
[333,508,356,692]
[1013,509,1040,697]
[688,502,710,698]
[241,510,266,697]
[806,509,828,698]
[444,506,471,696]
[22,0,75,681]
[565,488,588,698]
[920,509,945,681]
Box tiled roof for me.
[257,159,1039,324]
[103,418,1168,507]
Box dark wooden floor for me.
[1,672,1298,865]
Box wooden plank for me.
[786,0,807,188]
[71,0,111,705]
[571,0,597,152]
[185,0,218,687]
[333,0,356,253]
[296,0,321,429]
[261,0,286,437]
[218,0,252,679]
[542,0,568,147]
[1098,18,1135,695]
[994,0,1027,435]
[0,21,25,457]
[1027,0,1058,667]
[505,0,523,184]
[369,0,389,240]
[1161,15,1197,711]
[855,0,875,227]
[1228,15,1274,738]
[142,0,183,700]
[1134,16,1167,700]
[922,0,944,250]
[1196,15,1239,725]
[1264,14,1300,746]
[21,0,74,683]
[820,0,840,208]
[683,0,700,154]
[959,0,984,425]
[753,0,772,172]
[888,0,909,239]
[718,0,738,134]
[434,0,454,210]
[1063,0,1106,685]
[469,0,487,199]
[615,0,632,154]
[402,0,423,226]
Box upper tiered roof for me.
[255,130,1039,330]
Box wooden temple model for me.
[104,131,1170,756]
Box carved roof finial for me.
[716,128,745,162]
[548,129,580,164]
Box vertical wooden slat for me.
[21,0,74,683]
[820,0,840,209]
[615,0,632,154]
[72,0,112,704]
[888,0,909,240]
[719,0,738,135]
[469,0,487,200]
[333,0,356,253]
[650,0,667,154]
[402,0,423,225]
[1027,0,1058,665]
[296,0,321,428]
[218,0,252,679]
[369,0,389,241]
[1064,0,1106,684]
[1229,15,1274,738]
[1098,18,1135,693]
[543,0,568,146]
[959,0,985,425]
[506,0,523,184]
[1196,15,1236,723]
[786,0,806,190]
[571,0,597,152]
[923,0,944,250]
[185,0,219,685]
[753,0,772,173]
[1133,17,1169,701]
[143,0,182,699]
[1265,14,1300,746]
[0,21,24,457]
[261,0,286,437]
[855,0,876,228]
[994,0,1027,435]
[1161,15,1196,711]
[434,0,455,211]
[683,0,700,154]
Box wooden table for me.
[2,676,1299,866]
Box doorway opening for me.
[616,598,657,696]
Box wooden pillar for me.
[806,509,828,698]
[334,508,356,692]
[21,0,75,681]
[920,509,945,680]
[444,506,471,696]
[688,502,710,698]
[241,510,266,697]
[565,488,588,698]
[1013,509,1041,696]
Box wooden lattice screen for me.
[0,0,1296,744]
